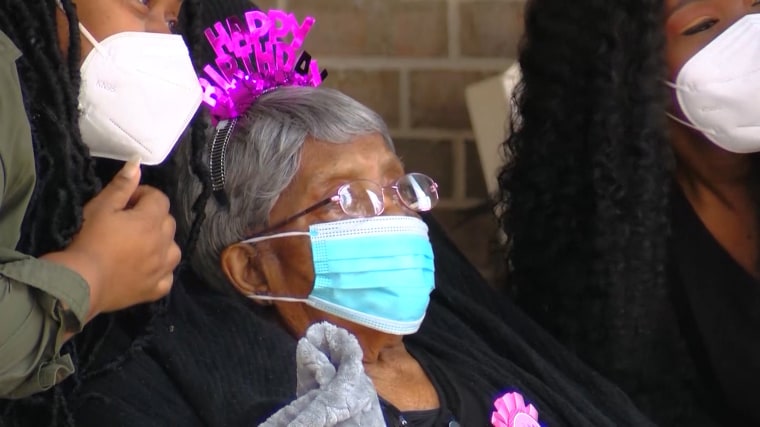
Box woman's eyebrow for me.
[381,155,405,173]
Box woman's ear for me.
[221,243,270,304]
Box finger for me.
[125,185,149,209]
[162,215,177,238]
[154,274,175,300]
[93,157,142,211]
[129,186,171,214]
[166,243,182,271]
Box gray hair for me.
[176,86,394,289]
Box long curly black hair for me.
[497,0,672,402]
[0,0,205,425]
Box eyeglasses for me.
[247,172,439,239]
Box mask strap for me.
[665,112,716,137]
[664,79,694,92]
[240,231,310,245]
[79,24,106,53]
[246,294,308,303]
[663,80,716,137]
[55,0,106,56]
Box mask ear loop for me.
[54,0,101,53]
[246,294,308,303]
[663,80,717,137]
[58,2,107,58]
[240,231,310,245]
[665,111,695,129]
[664,109,717,137]
[78,24,103,52]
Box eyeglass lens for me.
[338,183,384,217]
[337,173,439,217]
[396,173,438,211]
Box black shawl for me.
[63,216,653,427]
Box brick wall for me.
[252,0,525,283]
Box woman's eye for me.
[682,19,718,35]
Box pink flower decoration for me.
[491,392,540,427]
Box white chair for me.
[464,63,521,198]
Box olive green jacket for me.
[0,30,89,399]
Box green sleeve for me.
[0,30,90,399]
[0,261,89,399]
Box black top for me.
[669,188,760,425]
[9,216,653,427]
[380,403,441,427]
[379,344,481,427]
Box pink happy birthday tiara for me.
[199,9,326,124]
[199,9,327,205]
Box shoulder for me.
[73,285,299,426]
[72,328,204,427]
[0,29,28,146]
[0,29,34,245]
[67,313,202,426]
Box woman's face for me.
[225,134,414,342]
[664,0,760,79]
[57,0,184,65]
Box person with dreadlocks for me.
[64,5,656,427]
[499,0,760,425]
[0,0,201,400]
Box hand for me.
[43,159,180,319]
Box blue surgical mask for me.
[242,216,435,335]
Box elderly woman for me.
[69,83,653,426]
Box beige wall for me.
[251,0,525,283]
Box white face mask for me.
[666,14,760,154]
[77,24,202,165]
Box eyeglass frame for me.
[245,172,439,240]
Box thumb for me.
[96,157,142,210]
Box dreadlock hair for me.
[0,0,205,425]
[0,0,98,257]
[497,0,671,405]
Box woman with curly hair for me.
[499,0,760,425]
